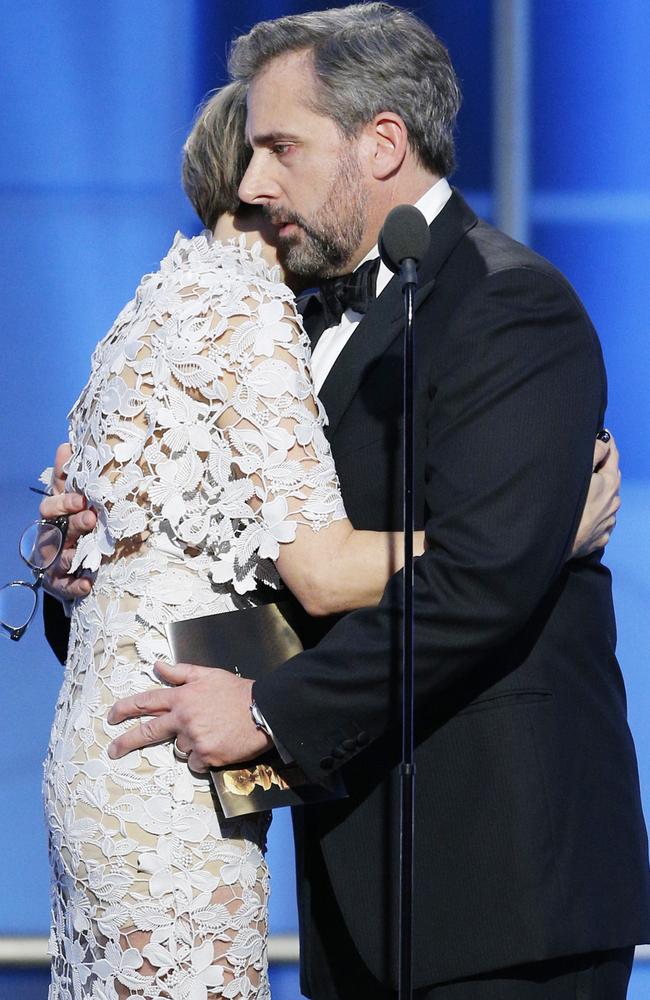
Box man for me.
[42,5,648,998]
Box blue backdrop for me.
[1,2,648,998]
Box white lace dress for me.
[42,233,346,1000]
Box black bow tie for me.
[318,257,380,330]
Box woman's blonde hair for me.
[182,81,250,230]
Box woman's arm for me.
[213,289,426,615]
[272,428,616,616]
[216,284,615,616]
[275,523,426,617]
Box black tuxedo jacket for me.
[254,192,650,989]
[44,192,650,990]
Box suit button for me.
[341,738,356,752]
[356,731,369,747]
[320,756,335,770]
[332,747,346,759]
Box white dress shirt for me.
[310,177,452,393]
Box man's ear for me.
[361,112,409,180]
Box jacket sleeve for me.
[43,593,71,665]
[253,265,607,783]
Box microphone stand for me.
[399,260,417,1000]
[379,204,429,1000]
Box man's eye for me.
[272,143,293,156]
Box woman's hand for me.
[38,443,96,601]
[571,433,621,559]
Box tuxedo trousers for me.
[302,845,635,1000]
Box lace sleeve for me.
[66,235,346,590]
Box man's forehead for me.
[245,63,331,143]
[244,92,308,145]
[257,47,315,81]
[246,48,316,109]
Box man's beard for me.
[267,148,369,279]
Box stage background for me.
[1,2,648,997]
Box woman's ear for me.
[363,112,409,180]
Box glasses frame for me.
[0,515,68,641]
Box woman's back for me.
[43,232,344,1000]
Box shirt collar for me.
[357,176,452,296]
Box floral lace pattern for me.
[43,233,346,999]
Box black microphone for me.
[379,204,431,288]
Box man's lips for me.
[277,221,300,237]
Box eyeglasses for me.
[0,516,68,641]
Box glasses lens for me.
[0,582,37,631]
[20,522,63,570]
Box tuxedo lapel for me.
[318,190,478,436]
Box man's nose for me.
[238,152,280,205]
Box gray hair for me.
[228,3,461,176]
[182,81,250,230]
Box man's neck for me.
[349,169,442,271]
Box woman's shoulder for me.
[155,231,286,295]
[118,231,298,341]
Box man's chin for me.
[277,239,319,279]
[277,233,352,281]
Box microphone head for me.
[379,204,431,274]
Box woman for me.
[42,81,617,1000]
[42,82,425,1000]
